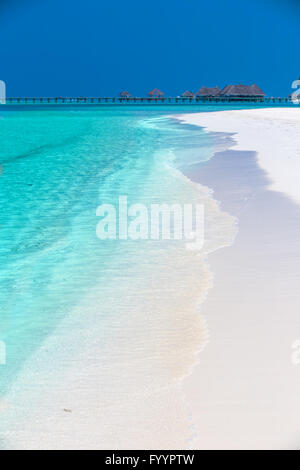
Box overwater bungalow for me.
[219,84,265,98]
[196,86,221,97]
[119,91,131,98]
[181,90,194,98]
[147,88,164,98]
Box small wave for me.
[0,109,237,449]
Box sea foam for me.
[0,110,236,449]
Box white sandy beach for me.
[180,108,300,206]
[178,108,300,449]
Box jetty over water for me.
[4,96,293,105]
[4,83,292,105]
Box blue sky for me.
[0,0,299,96]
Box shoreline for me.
[2,107,300,449]
[177,107,300,206]
[0,113,236,450]
[175,108,300,449]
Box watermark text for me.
[96,196,205,251]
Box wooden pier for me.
[4,96,292,105]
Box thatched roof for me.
[181,90,194,97]
[196,86,220,97]
[119,91,131,97]
[148,88,164,97]
[250,84,265,96]
[219,84,265,97]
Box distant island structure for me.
[117,85,265,99]
[148,88,164,97]
[119,90,131,98]
[218,84,265,98]
[181,90,195,98]
[196,86,221,97]
[6,84,293,105]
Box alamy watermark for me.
[0,80,6,105]
[0,83,6,363]
[0,81,6,363]
[96,196,205,251]
[0,341,6,365]
[291,78,300,104]
[291,340,300,366]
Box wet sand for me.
[177,111,300,449]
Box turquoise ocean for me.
[0,104,283,448]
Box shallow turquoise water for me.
[0,103,282,398]
[0,105,215,394]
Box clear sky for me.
[0,0,299,97]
